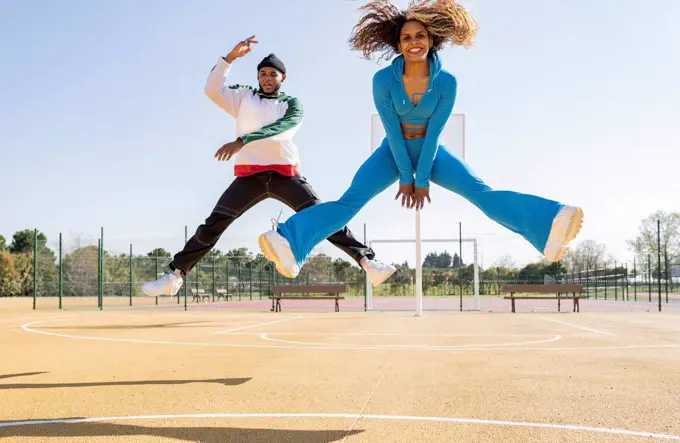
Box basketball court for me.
[2,298,680,442]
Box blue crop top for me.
[372,51,458,188]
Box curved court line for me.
[258,333,563,349]
[21,320,680,352]
[0,413,678,440]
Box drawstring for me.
[271,208,283,230]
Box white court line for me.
[543,318,616,337]
[22,319,680,351]
[342,362,392,442]
[214,316,303,334]
[259,333,563,349]
[0,413,678,440]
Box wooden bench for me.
[190,288,211,303]
[215,288,232,301]
[501,284,586,313]
[270,284,346,312]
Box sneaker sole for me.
[550,207,584,262]
[368,267,397,287]
[259,233,296,279]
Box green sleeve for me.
[239,97,303,145]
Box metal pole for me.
[97,239,101,309]
[59,233,63,310]
[415,210,423,317]
[657,219,662,312]
[100,227,104,311]
[614,260,618,301]
[473,239,480,311]
[363,223,367,311]
[184,225,188,311]
[459,222,463,312]
[633,257,637,302]
[33,229,37,310]
[665,246,669,303]
[625,262,629,301]
[212,253,216,303]
[129,244,133,306]
[648,254,652,302]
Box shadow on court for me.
[0,372,49,381]
[0,421,364,442]
[0,377,252,390]
[40,321,214,330]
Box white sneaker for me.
[361,258,396,287]
[259,229,300,279]
[543,205,584,262]
[141,269,184,297]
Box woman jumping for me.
[258,0,583,280]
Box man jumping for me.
[141,36,396,297]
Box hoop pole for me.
[473,239,480,310]
[367,240,373,310]
[415,210,423,317]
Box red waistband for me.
[234,164,299,177]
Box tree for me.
[9,229,47,254]
[0,251,21,296]
[563,240,611,271]
[517,261,567,282]
[332,258,354,282]
[452,253,463,269]
[62,245,100,297]
[628,211,680,265]
[225,247,253,266]
[423,251,452,269]
[298,253,333,283]
[388,261,414,296]
[0,235,6,251]
[493,255,516,270]
[147,248,171,258]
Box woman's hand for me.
[413,187,431,210]
[395,183,415,209]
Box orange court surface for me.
[2,297,680,442]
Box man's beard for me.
[259,83,281,95]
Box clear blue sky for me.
[1,0,678,268]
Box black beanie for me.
[257,53,286,74]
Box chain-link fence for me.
[3,228,679,313]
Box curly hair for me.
[348,0,478,62]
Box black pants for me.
[170,171,375,274]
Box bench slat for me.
[503,296,587,300]
[501,284,584,293]
[269,296,345,300]
[272,284,347,294]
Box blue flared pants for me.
[277,137,564,265]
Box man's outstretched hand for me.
[215,139,244,162]
[224,35,259,63]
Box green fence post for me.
[657,219,662,312]
[100,227,104,311]
[33,229,37,310]
[129,244,133,306]
[212,254,216,303]
[184,225,188,311]
[665,246,669,304]
[59,233,63,310]
[97,239,101,308]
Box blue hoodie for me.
[372,51,458,188]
